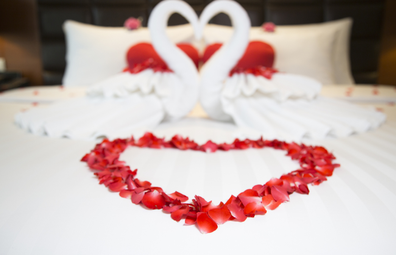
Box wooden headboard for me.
[37,0,385,85]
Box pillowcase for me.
[63,18,353,86]
[62,20,196,87]
[203,18,353,85]
[276,18,354,85]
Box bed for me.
[1,0,396,254]
[0,85,395,254]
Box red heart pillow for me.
[202,41,275,69]
[126,42,200,71]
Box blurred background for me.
[0,0,395,88]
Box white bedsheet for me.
[0,85,395,255]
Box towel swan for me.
[198,0,385,141]
[15,1,200,140]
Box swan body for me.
[15,0,200,140]
[198,0,385,140]
[90,0,200,121]
[148,0,200,120]
[199,0,251,121]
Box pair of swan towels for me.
[16,0,385,141]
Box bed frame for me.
[36,0,385,85]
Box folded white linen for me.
[14,1,200,140]
[222,72,322,102]
[221,94,386,141]
[87,70,194,121]
[198,1,386,141]
[14,94,164,140]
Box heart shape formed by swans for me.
[81,132,339,234]
[144,0,256,121]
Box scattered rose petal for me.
[141,190,166,209]
[185,212,197,225]
[196,212,218,234]
[227,203,247,222]
[119,190,133,198]
[134,178,151,188]
[200,140,218,153]
[131,190,145,204]
[244,202,267,216]
[262,22,276,32]
[208,204,231,224]
[171,206,190,222]
[124,17,141,30]
[108,181,126,192]
[262,194,282,210]
[270,185,290,202]
[169,191,189,202]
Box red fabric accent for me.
[236,41,275,69]
[202,41,275,69]
[201,43,222,64]
[127,43,168,69]
[126,42,199,72]
[176,43,200,68]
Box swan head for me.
[197,0,249,40]
[149,0,200,40]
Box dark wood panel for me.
[378,0,396,85]
[0,0,43,85]
[1,0,394,85]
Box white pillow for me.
[62,20,196,87]
[276,18,354,85]
[203,18,354,85]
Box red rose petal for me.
[131,190,145,204]
[171,206,190,222]
[185,212,197,225]
[141,190,166,209]
[169,191,189,202]
[238,194,261,207]
[163,205,182,213]
[297,184,309,194]
[227,203,247,222]
[270,185,290,202]
[196,212,218,234]
[119,190,133,198]
[194,195,211,208]
[315,165,335,176]
[208,205,231,225]
[200,140,218,153]
[218,143,233,151]
[243,202,267,215]
[262,194,282,210]
[238,189,259,197]
[134,178,152,188]
[266,178,283,186]
[126,175,138,190]
[108,181,126,192]
[225,195,237,205]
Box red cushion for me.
[202,41,275,69]
[126,43,199,70]
[127,42,167,69]
[176,43,200,68]
[202,43,222,64]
